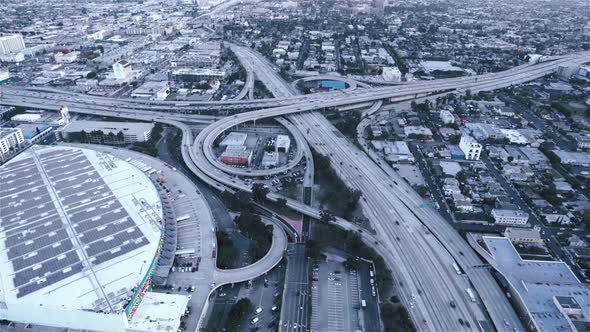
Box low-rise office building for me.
[172,68,226,82]
[492,208,530,225]
[131,81,170,100]
[459,134,482,160]
[59,121,154,144]
[504,227,543,245]
[220,145,252,166]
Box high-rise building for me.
[0,127,24,161]
[0,34,25,55]
[113,60,133,81]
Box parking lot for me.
[311,259,360,332]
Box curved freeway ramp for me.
[213,216,288,284]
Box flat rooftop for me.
[0,146,162,314]
[0,128,20,140]
[127,292,189,332]
[132,81,169,95]
[62,120,154,135]
[482,236,590,332]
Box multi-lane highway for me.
[1,46,588,332]
[1,50,587,116]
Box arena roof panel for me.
[0,145,162,313]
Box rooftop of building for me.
[172,68,226,76]
[275,134,291,147]
[0,145,162,314]
[62,120,154,135]
[0,128,20,140]
[482,236,590,332]
[131,81,169,95]
[126,292,189,332]
[491,208,529,218]
[504,227,541,239]
[219,132,247,146]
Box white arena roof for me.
[0,145,162,328]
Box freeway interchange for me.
[1,49,589,332]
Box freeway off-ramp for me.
[1,48,589,331]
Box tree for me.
[343,257,360,271]
[381,303,415,332]
[276,198,287,209]
[581,210,590,230]
[225,298,252,332]
[216,231,237,269]
[320,210,336,223]
[306,240,322,260]
[252,183,269,202]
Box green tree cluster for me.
[313,151,362,219]
[225,298,253,332]
[380,303,415,332]
[216,231,237,269]
[234,210,274,261]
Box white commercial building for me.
[261,151,279,168]
[113,60,133,82]
[172,68,226,82]
[552,150,590,167]
[0,34,25,55]
[275,134,291,153]
[504,227,543,245]
[383,141,414,163]
[219,132,247,147]
[0,52,24,63]
[491,208,530,225]
[131,81,170,100]
[382,66,402,82]
[459,134,482,160]
[60,120,155,143]
[440,109,455,124]
[0,128,24,161]
[54,51,79,64]
[0,69,9,82]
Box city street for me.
[279,244,309,332]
